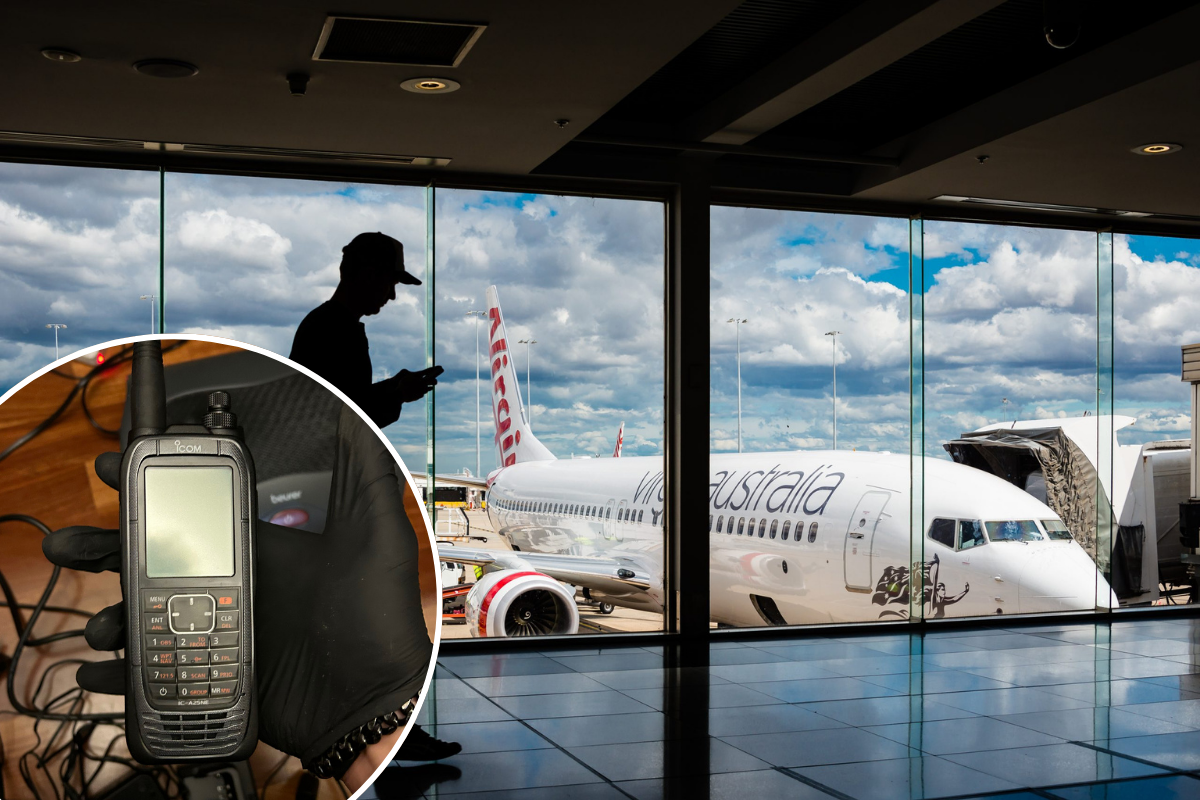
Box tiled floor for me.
[367,617,1200,799]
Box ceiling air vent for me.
[313,16,485,67]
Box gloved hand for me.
[43,404,433,767]
[389,366,443,404]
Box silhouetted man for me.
[291,232,442,427]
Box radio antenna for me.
[129,340,166,441]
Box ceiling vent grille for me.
[313,17,485,67]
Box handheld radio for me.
[121,340,257,763]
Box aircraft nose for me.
[1018,546,1117,613]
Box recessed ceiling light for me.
[400,77,460,94]
[1132,142,1182,155]
[134,59,199,78]
[41,48,81,63]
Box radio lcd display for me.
[144,466,236,578]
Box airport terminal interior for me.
[7,1,1200,798]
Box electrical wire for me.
[258,753,291,799]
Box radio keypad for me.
[142,588,242,708]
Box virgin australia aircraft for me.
[437,286,1117,637]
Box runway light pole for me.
[727,318,748,453]
[466,310,486,476]
[517,338,537,426]
[46,323,67,361]
[826,330,841,449]
[140,294,157,334]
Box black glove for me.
[43,405,433,766]
[389,366,443,405]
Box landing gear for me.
[598,602,614,615]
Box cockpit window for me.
[985,520,1043,542]
[1041,519,1073,541]
[959,520,986,550]
[928,518,956,548]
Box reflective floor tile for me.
[709,661,840,683]
[720,725,913,768]
[846,637,914,656]
[422,783,631,800]
[801,695,972,727]
[932,687,1093,715]
[1142,673,1200,694]
[925,649,1046,670]
[418,698,514,725]
[707,648,792,666]
[1040,679,1200,706]
[621,682,778,711]
[859,669,1014,695]
[551,653,666,672]
[995,706,1198,741]
[495,689,654,719]
[912,638,988,654]
[463,673,612,697]
[757,643,890,662]
[582,667,729,691]
[525,712,684,747]
[429,678,481,700]
[958,662,1102,688]
[439,655,577,679]
[706,704,848,737]
[1104,730,1200,770]
[1047,774,1200,799]
[427,720,554,754]
[1105,638,1200,658]
[1117,698,1200,728]
[865,715,1064,754]
[809,655,932,677]
[617,768,840,800]
[944,634,1071,650]
[414,750,602,794]
[1110,657,1196,679]
[567,738,769,781]
[793,755,1021,800]
[748,676,902,703]
[944,743,1165,786]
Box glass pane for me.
[434,190,665,639]
[1114,233,1200,608]
[161,173,429,465]
[0,163,160,389]
[924,220,1109,618]
[709,206,911,626]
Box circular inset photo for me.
[0,335,448,799]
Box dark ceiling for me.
[4,0,1200,230]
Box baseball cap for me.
[342,232,421,285]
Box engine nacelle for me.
[465,569,579,637]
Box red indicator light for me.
[95,352,106,365]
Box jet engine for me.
[465,569,579,637]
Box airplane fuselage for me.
[485,450,1114,625]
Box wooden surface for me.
[0,340,437,799]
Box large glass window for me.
[161,173,429,464]
[709,206,911,627]
[1114,233,1200,607]
[434,190,666,638]
[0,163,160,391]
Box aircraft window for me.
[758,519,767,538]
[781,520,790,541]
[985,520,1043,542]
[726,516,735,534]
[769,520,778,539]
[606,507,612,519]
[1041,519,1073,541]
[808,522,818,543]
[737,518,745,535]
[748,518,756,537]
[708,514,713,532]
[638,510,644,523]
[928,518,956,548]
[716,515,724,533]
[959,520,987,550]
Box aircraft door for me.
[844,491,891,591]
[613,500,628,541]
[602,499,617,539]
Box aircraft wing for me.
[437,544,654,595]
[411,472,489,490]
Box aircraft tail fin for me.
[486,285,556,466]
[613,421,624,457]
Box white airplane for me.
[438,286,1117,637]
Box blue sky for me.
[2,161,1199,471]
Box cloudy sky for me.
[2,160,1199,473]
